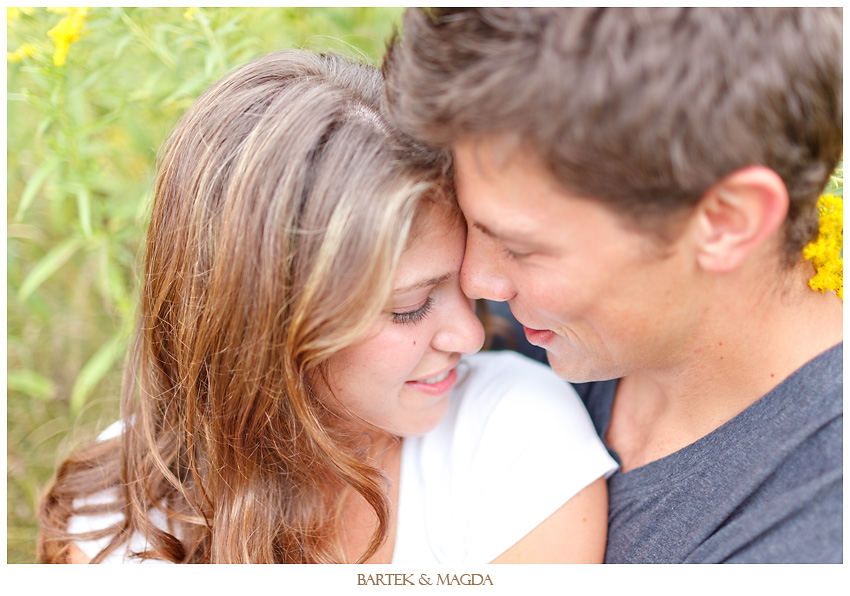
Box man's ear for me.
[694,166,789,273]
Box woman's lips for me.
[522,325,557,347]
[405,367,458,395]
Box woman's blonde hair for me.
[37,50,455,563]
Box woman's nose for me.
[431,288,486,355]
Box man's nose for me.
[460,228,516,302]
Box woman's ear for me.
[694,166,789,273]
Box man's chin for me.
[545,344,618,384]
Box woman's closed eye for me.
[392,295,434,325]
[501,243,533,260]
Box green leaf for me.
[14,155,63,222]
[113,33,134,59]
[18,237,85,301]
[74,64,106,93]
[119,9,177,70]
[96,240,131,310]
[136,189,154,221]
[826,160,843,197]
[78,109,123,141]
[75,185,94,238]
[70,333,128,415]
[6,369,56,401]
[35,115,55,139]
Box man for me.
[384,8,842,563]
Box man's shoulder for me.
[748,341,843,439]
[605,342,843,563]
[780,341,842,405]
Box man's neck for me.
[606,267,842,472]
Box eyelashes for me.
[392,296,434,326]
[502,244,530,260]
[502,245,520,259]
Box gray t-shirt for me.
[574,343,843,563]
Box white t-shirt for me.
[70,351,617,563]
[393,351,617,563]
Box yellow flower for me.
[7,7,33,22]
[184,7,198,21]
[47,7,89,66]
[7,42,38,62]
[803,194,843,301]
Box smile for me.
[420,369,452,384]
[522,325,557,347]
[405,367,458,395]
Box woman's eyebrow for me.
[394,272,454,293]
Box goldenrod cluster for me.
[7,7,37,62]
[7,7,33,22]
[803,194,843,301]
[7,7,90,66]
[46,7,89,66]
[7,42,37,62]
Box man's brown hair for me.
[384,7,842,263]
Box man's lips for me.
[522,325,557,347]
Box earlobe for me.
[695,167,789,273]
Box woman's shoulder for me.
[97,420,124,441]
[68,419,174,564]
[456,350,563,395]
[420,349,614,474]
[400,350,616,563]
[452,350,592,432]
[461,348,550,374]
[68,489,174,564]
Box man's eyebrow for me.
[394,272,454,293]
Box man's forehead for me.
[453,138,564,235]
[453,134,527,173]
[453,140,652,250]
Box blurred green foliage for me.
[7,6,403,564]
[826,161,843,197]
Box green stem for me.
[119,9,177,70]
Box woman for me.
[37,50,616,564]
